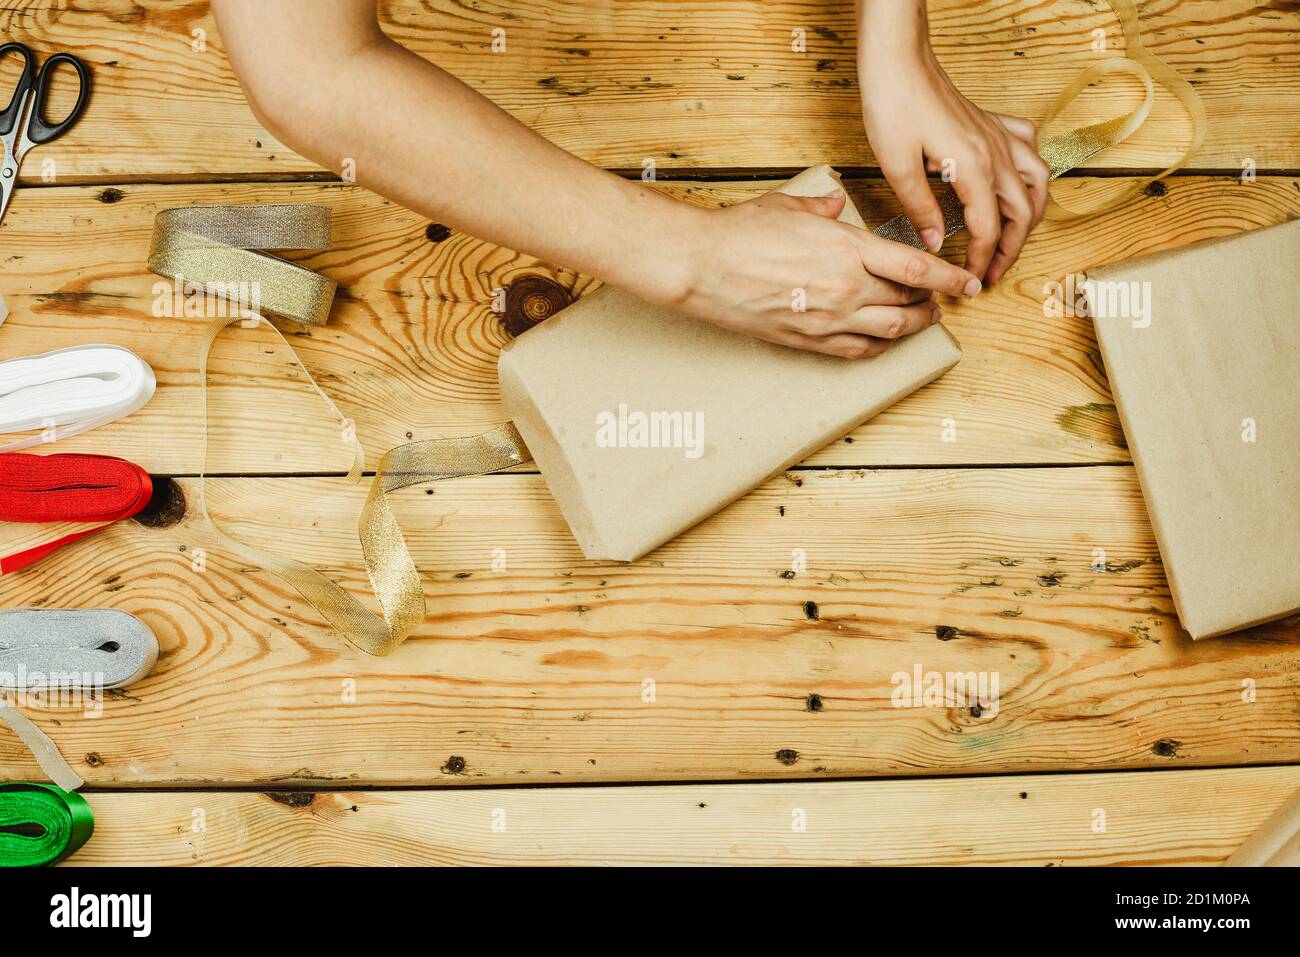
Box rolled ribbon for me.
[0,609,159,793]
[0,608,160,688]
[148,0,1201,656]
[0,783,94,867]
[0,452,153,575]
[0,345,156,452]
[148,204,336,327]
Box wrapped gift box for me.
[499,165,962,561]
[1085,218,1300,639]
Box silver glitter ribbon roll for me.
[0,609,158,790]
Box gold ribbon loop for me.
[151,207,529,657]
[875,0,1206,246]
[1039,0,1207,218]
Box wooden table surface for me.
[1,0,1297,866]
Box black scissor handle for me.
[0,42,38,137]
[27,51,90,145]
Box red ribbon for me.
[0,452,152,575]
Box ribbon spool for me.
[0,609,159,792]
[0,608,160,688]
[0,345,155,452]
[147,0,1202,657]
[0,452,152,575]
[0,783,93,867]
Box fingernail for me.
[963,277,982,297]
[930,304,943,324]
[920,227,942,252]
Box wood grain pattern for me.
[62,765,1300,866]
[3,0,1296,867]
[1,467,1296,786]
[2,176,1296,473]
[4,1,1297,182]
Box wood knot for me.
[442,755,467,774]
[132,476,186,529]
[501,276,571,337]
[1152,738,1182,757]
[266,791,316,808]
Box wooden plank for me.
[1,467,1296,787]
[61,765,1300,866]
[3,176,1296,473]
[5,1,1297,182]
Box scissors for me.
[0,42,91,227]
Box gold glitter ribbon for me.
[149,205,336,326]
[149,206,527,657]
[874,0,1207,247]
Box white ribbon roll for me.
[0,344,155,450]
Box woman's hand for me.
[857,1,1050,285]
[660,189,981,359]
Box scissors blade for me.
[0,88,33,227]
[0,163,17,226]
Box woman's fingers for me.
[857,232,982,297]
[993,113,1050,226]
[1009,135,1050,227]
[860,277,933,307]
[839,300,941,339]
[783,301,940,360]
[878,148,946,252]
[985,163,1036,286]
[993,112,1038,150]
[755,189,848,219]
[948,152,1002,281]
[985,119,1050,285]
[810,333,893,359]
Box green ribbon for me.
[0,782,94,867]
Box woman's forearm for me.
[212,0,699,305]
[857,0,931,63]
[212,0,979,359]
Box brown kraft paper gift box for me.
[498,165,962,561]
[1084,218,1300,640]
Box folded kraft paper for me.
[499,165,962,561]
[1085,218,1300,640]
[1227,784,1300,866]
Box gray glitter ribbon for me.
[0,609,158,789]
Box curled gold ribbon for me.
[151,207,528,657]
[874,0,1207,247]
